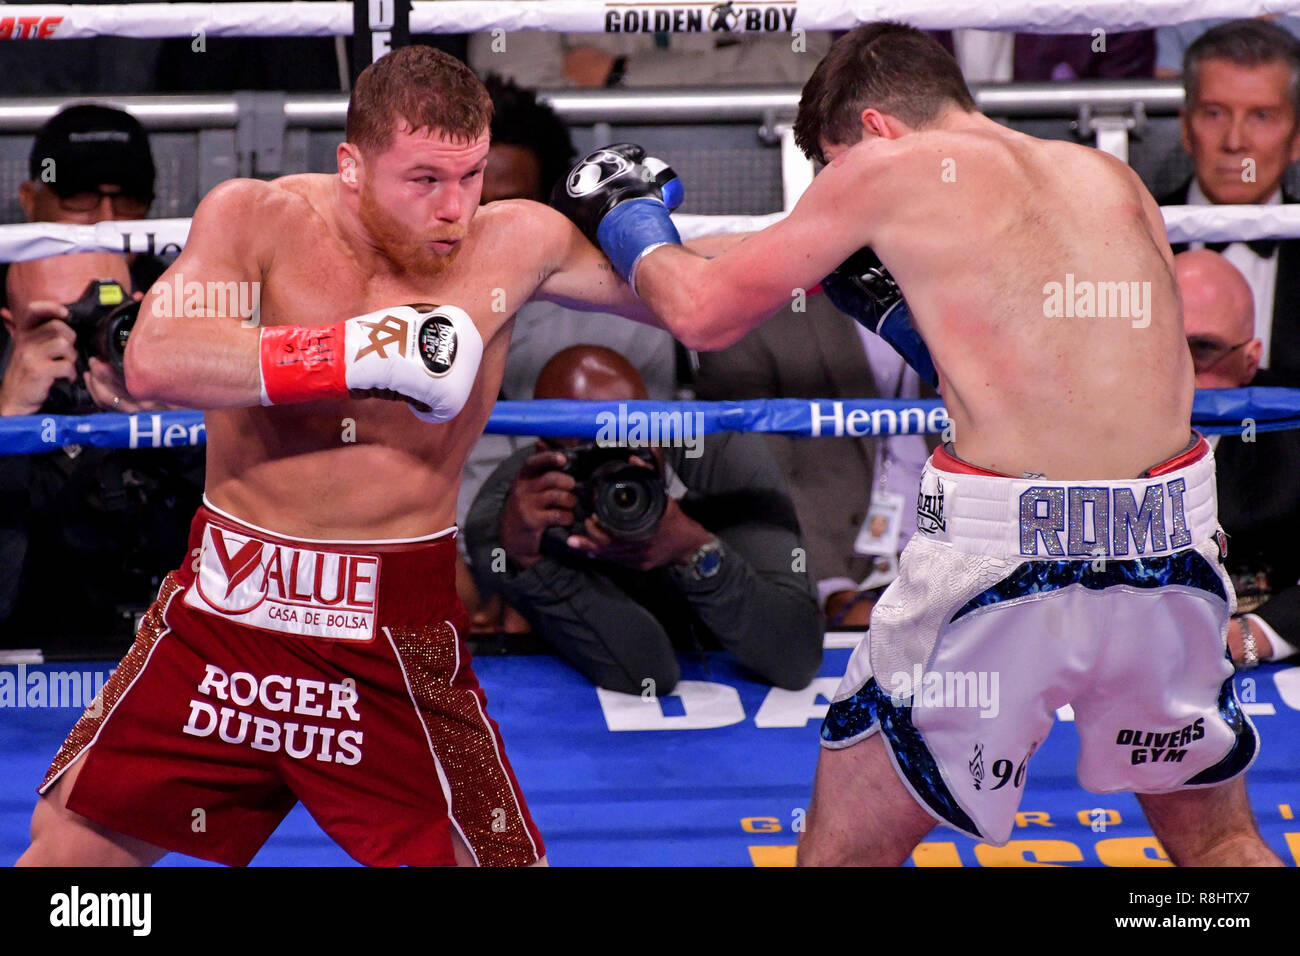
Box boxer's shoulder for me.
[197,174,328,226]
[824,137,930,200]
[473,198,582,265]
[809,139,911,227]
[475,197,563,236]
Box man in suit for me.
[695,294,932,628]
[1177,249,1300,667]
[1160,19,1300,386]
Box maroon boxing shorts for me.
[39,499,544,867]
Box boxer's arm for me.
[128,182,479,420]
[534,214,753,319]
[534,224,757,331]
[125,179,271,407]
[684,232,756,257]
[631,154,883,350]
[531,203,650,319]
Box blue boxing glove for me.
[551,144,684,292]
[820,248,939,389]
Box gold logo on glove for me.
[356,314,409,360]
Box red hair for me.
[346,45,492,155]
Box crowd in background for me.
[1,13,1298,688]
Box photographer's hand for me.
[570,495,713,572]
[85,357,171,413]
[499,446,579,570]
[87,292,176,413]
[0,303,76,417]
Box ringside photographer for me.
[7,106,166,287]
[465,346,822,696]
[0,253,202,653]
[0,254,155,418]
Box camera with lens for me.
[44,278,140,414]
[541,440,668,552]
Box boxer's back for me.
[863,124,1192,479]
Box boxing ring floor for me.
[1,642,1296,867]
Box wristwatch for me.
[681,537,723,581]
[1239,615,1260,669]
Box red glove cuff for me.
[259,323,348,405]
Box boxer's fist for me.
[551,143,684,286]
[552,143,683,243]
[341,305,483,422]
[259,304,483,422]
[821,248,939,389]
[822,247,901,320]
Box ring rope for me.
[2,390,1295,454]
[0,206,1296,264]
[0,1,1293,41]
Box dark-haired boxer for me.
[555,22,1280,866]
[18,46,667,868]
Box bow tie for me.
[1205,238,1278,258]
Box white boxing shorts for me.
[821,434,1258,846]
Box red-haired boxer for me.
[554,22,1280,865]
[18,46,673,867]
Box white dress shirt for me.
[1186,179,1281,368]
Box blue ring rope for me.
[0,389,1296,454]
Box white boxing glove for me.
[259,303,483,422]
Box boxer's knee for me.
[17,756,165,867]
[16,797,57,866]
[19,789,96,866]
[18,763,77,866]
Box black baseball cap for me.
[28,104,155,201]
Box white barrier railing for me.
[0,81,1190,134]
[0,206,1293,265]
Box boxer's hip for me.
[178,496,463,640]
[36,498,547,865]
[823,434,1249,843]
[916,433,1219,561]
[859,432,1230,708]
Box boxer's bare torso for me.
[134,168,634,540]
[644,111,1193,480]
[839,118,1191,479]
[206,175,522,539]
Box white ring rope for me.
[0,206,1294,264]
[2,1,1299,41]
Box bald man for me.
[464,345,822,695]
[1177,249,1261,390]
[1176,249,1300,670]
[1,252,163,416]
